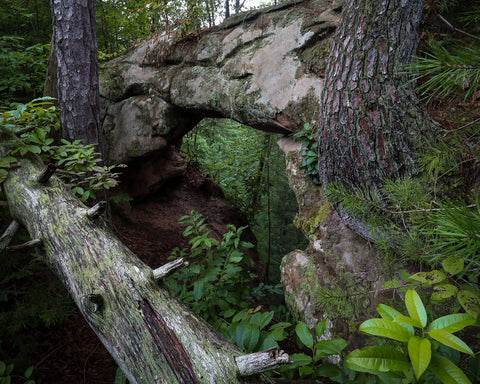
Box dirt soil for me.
[29,165,261,384]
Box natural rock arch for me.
[100,0,386,328]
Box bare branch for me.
[438,14,480,41]
[7,238,42,252]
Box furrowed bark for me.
[3,154,275,384]
[318,0,437,190]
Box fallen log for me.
[3,151,286,383]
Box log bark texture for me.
[4,154,273,384]
[318,0,437,189]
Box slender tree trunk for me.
[51,0,101,146]
[225,0,230,19]
[318,0,437,190]
[1,150,280,384]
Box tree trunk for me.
[318,0,437,190]
[2,151,278,384]
[51,0,101,146]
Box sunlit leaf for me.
[408,336,431,379]
[442,256,464,276]
[457,290,480,318]
[427,313,475,333]
[405,290,427,328]
[409,270,446,285]
[431,283,458,302]
[345,346,410,372]
[359,318,412,342]
[428,329,474,355]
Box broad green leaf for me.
[250,311,274,330]
[243,323,260,352]
[289,353,313,368]
[316,363,342,378]
[457,290,480,318]
[409,270,446,285]
[405,290,427,328]
[314,338,347,359]
[377,304,402,320]
[428,329,474,355]
[429,353,472,384]
[442,256,464,276]
[0,362,5,376]
[427,313,475,333]
[24,366,34,379]
[299,365,314,377]
[346,346,410,372]
[295,322,314,350]
[360,318,413,342]
[431,283,458,302]
[315,319,328,337]
[408,336,431,379]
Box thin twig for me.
[442,117,480,133]
[438,14,480,41]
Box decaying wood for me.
[0,220,20,253]
[7,238,42,252]
[153,258,189,280]
[84,201,107,218]
[36,163,56,183]
[3,153,284,384]
[236,348,292,376]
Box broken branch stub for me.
[152,258,188,280]
[236,348,291,376]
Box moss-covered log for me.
[3,155,276,384]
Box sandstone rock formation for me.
[100,0,388,328]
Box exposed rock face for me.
[100,0,340,165]
[100,0,389,328]
[277,137,386,327]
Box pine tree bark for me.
[318,0,437,190]
[2,151,275,384]
[51,0,101,146]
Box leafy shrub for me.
[166,209,257,324]
[0,97,124,201]
[346,289,476,384]
[292,122,320,185]
[0,361,35,384]
[0,36,49,105]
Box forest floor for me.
[29,165,262,384]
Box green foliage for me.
[346,289,475,384]
[167,209,256,324]
[181,118,307,282]
[0,98,124,201]
[0,360,36,384]
[166,210,292,354]
[292,122,320,185]
[0,36,50,105]
[279,319,368,383]
[220,308,291,353]
[406,35,480,102]
[113,367,128,384]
